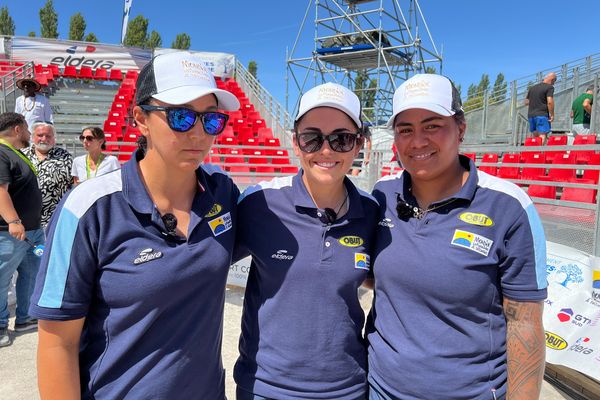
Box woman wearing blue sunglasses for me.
[233,82,378,400]
[30,52,240,400]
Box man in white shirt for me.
[14,78,54,129]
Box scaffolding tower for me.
[286,0,443,127]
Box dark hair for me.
[82,126,106,150]
[0,112,26,134]
[453,110,466,126]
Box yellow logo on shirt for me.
[459,212,494,227]
[354,253,370,270]
[205,203,223,218]
[339,236,364,247]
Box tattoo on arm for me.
[504,299,545,400]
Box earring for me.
[459,137,464,142]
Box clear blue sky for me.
[3,0,599,112]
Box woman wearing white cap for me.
[368,74,547,399]
[30,52,240,400]
[234,82,379,399]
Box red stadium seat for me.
[498,153,520,180]
[521,152,546,180]
[47,64,60,75]
[109,68,123,81]
[561,178,597,204]
[125,70,139,81]
[257,128,274,140]
[280,166,299,174]
[223,150,249,173]
[94,68,109,80]
[237,126,254,142]
[479,153,498,175]
[572,134,597,164]
[548,153,577,182]
[527,176,556,200]
[79,66,94,79]
[545,135,568,162]
[582,154,600,184]
[62,66,78,78]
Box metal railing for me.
[462,53,600,145]
[234,60,295,148]
[0,61,35,113]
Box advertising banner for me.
[11,37,151,71]
[543,241,600,380]
[155,48,235,78]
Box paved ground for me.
[1,287,574,400]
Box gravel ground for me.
[0,287,573,400]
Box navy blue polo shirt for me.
[234,171,379,399]
[368,156,547,400]
[29,150,238,400]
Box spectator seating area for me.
[98,72,297,175]
[31,63,125,87]
[379,135,599,204]
[0,60,27,79]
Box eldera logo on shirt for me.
[134,248,163,265]
[271,250,294,260]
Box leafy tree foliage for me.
[491,73,507,102]
[248,61,258,79]
[146,30,162,49]
[69,12,86,41]
[39,0,58,39]
[84,32,98,43]
[124,15,149,47]
[0,7,15,36]
[172,33,191,50]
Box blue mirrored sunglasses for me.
[139,105,229,135]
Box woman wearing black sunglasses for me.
[71,126,120,185]
[233,82,379,400]
[368,74,547,400]
[30,52,240,400]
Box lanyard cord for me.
[86,153,105,179]
[0,139,37,176]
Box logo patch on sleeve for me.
[208,212,232,236]
[451,229,493,256]
[354,253,370,270]
[204,203,223,218]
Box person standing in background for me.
[14,78,53,130]
[525,72,556,144]
[22,122,73,227]
[0,112,43,348]
[71,126,120,185]
[571,85,594,136]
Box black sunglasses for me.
[296,131,359,153]
[79,135,96,142]
[139,105,228,135]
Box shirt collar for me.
[396,154,478,205]
[292,169,365,219]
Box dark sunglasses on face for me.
[296,131,360,153]
[139,105,229,135]
[79,135,96,142]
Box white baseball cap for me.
[295,82,362,128]
[136,51,240,111]
[387,74,463,127]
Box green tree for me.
[424,66,436,74]
[490,72,507,102]
[477,73,490,95]
[466,83,477,100]
[0,6,15,36]
[28,31,36,37]
[171,33,191,50]
[248,61,258,79]
[39,0,58,39]
[146,30,162,49]
[68,12,86,41]
[455,84,462,98]
[84,32,98,42]
[123,15,149,47]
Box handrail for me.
[234,60,295,148]
[0,61,35,113]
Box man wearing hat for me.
[571,85,594,136]
[14,78,54,130]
